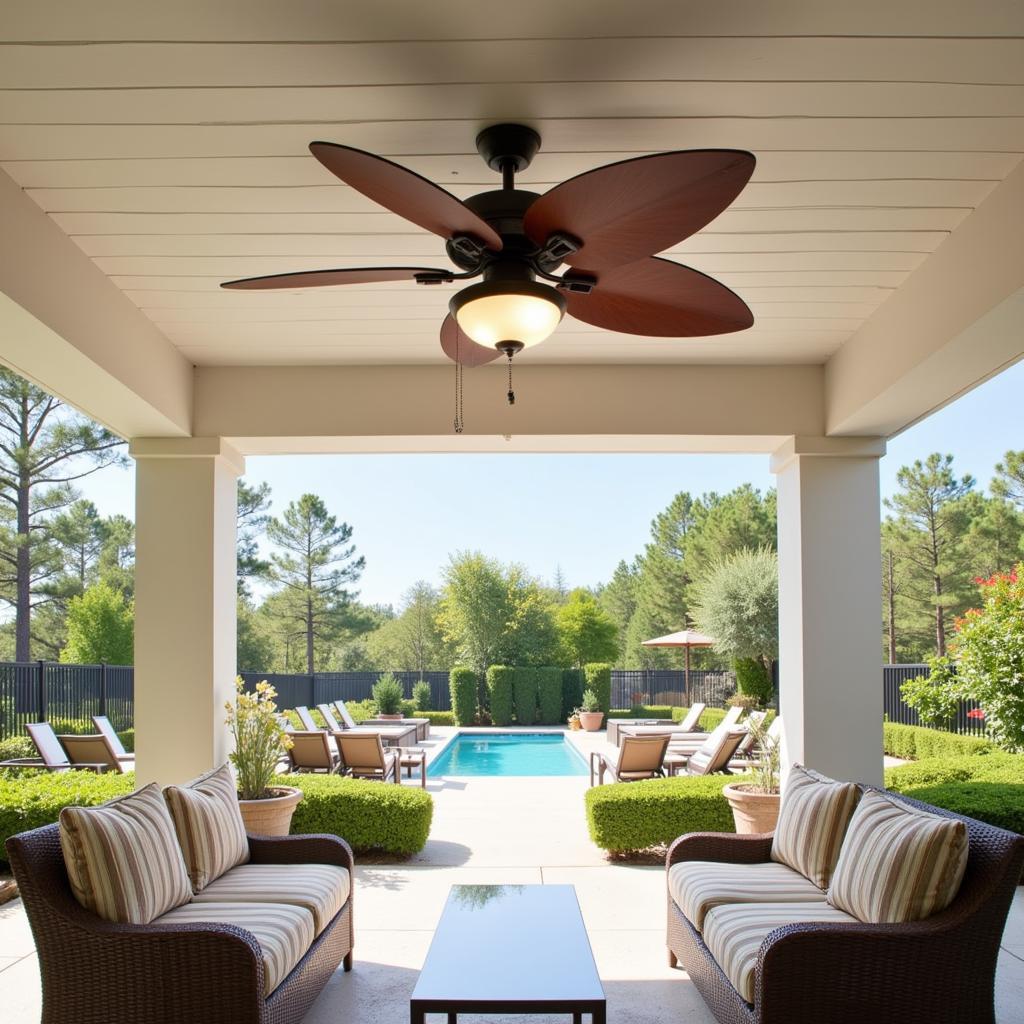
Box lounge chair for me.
[326,701,418,747]
[286,730,340,773]
[617,704,743,747]
[332,699,430,742]
[589,734,671,786]
[58,732,126,773]
[665,724,748,777]
[0,722,110,773]
[730,715,783,770]
[90,715,135,764]
[335,732,400,783]
[294,705,320,730]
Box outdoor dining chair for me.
[285,729,340,773]
[335,732,401,783]
[589,733,671,786]
[91,715,135,763]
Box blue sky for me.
[78,360,1024,608]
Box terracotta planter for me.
[723,783,780,835]
[578,711,605,732]
[375,713,403,720]
[237,785,303,837]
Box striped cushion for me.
[157,901,314,995]
[668,860,827,931]
[827,790,968,923]
[59,782,192,924]
[770,764,860,888]
[192,863,350,934]
[164,762,249,891]
[704,901,858,1003]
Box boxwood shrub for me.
[449,667,478,725]
[583,663,612,714]
[512,667,538,726]
[1,770,135,861]
[536,667,563,725]
[883,722,993,760]
[286,773,433,855]
[585,774,739,853]
[562,668,584,719]
[487,666,515,726]
[886,753,1024,834]
[419,711,455,726]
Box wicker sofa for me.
[666,788,1024,1024]
[6,825,354,1024]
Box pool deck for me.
[1,725,1021,1023]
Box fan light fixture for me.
[449,279,567,351]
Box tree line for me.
[1,365,1020,670]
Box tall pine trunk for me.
[934,574,946,656]
[886,551,897,664]
[15,390,31,662]
[306,591,314,675]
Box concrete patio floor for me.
[1,726,1023,1023]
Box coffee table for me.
[410,884,606,1023]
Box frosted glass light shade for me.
[451,281,566,349]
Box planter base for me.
[723,784,780,835]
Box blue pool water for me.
[430,733,588,777]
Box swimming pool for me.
[430,732,588,777]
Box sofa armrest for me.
[667,830,774,869]
[247,832,355,873]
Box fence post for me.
[38,660,48,723]
[99,662,108,717]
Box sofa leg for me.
[667,948,677,969]
[343,951,353,972]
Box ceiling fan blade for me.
[564,257,753,337]
[439,313,501,367]
[524,150,754,272]
[310,142,502,251]
[221,266,455,290]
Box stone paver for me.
[1,732,1022,1023]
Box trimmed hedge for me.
[0,735,34,761]
[513,667,538,726]
[450,668,478,725]
[419,711,455,726]
[487,666,515,726]
[583,663,612,714]
[670,706,727,732]
[0,770,135,860]
[883,722,993,760]
[886,753,1024,834]
[562,668,584,719]
[608,705,677,720]
[286,773,433,855]
[537,667,563,725]
[585,774,740,853]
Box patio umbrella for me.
[641,629,716,703]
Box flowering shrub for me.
[225,677,292,800]
[907,566,1024,752]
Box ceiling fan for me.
[222,124,756,396]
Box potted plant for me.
[372,672,405,720]
[225,677,300,836]
[567,708,582,730]
[723,714,781,834]
[578,689,605,732]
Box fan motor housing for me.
[448,189,543,270]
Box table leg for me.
[592,1004,607,1024]
[448,1013,457,1024]
[573,1013,583,1024]
[409,1004,425,1024]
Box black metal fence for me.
[0,660,986,740]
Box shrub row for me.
[608,706,677,720]
[484,666,567,726]
[487,666,515,726]
[585,774,739,853]
[513,668,538,725]
[418,711,455,726]
[450,668,478,725]
[285,773,433,855]
[885,753,1024,834]
[883,722,993,760]
[583,664,612,714]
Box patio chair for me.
[327,701,418,747]
[589,734,671,786]
[728,710,767,760]
[286,730,340,773]
[0,721,111,773]
[617,703,743,747]
[90,715,135,763]
[730,715,783,770]
[335,732,400,783]
[666,725,748,777]
[294,705,320,730]
[332,699,430,742]
[57,732,126,773]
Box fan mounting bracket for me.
[476,123,542,173]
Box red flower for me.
[966,709,986,720]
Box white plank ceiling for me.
[2,1,1023,366]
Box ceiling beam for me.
[0,167,192,437]
[824,157,1024,438]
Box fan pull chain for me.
[506,351,516,406]
[453,325,465,433]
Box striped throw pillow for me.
[827,790,968,923]
[164,762,249,892]
[59,782,192,924]
[770,764,861,888]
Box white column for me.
[771,437,886,787]
[131,438,243,786]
